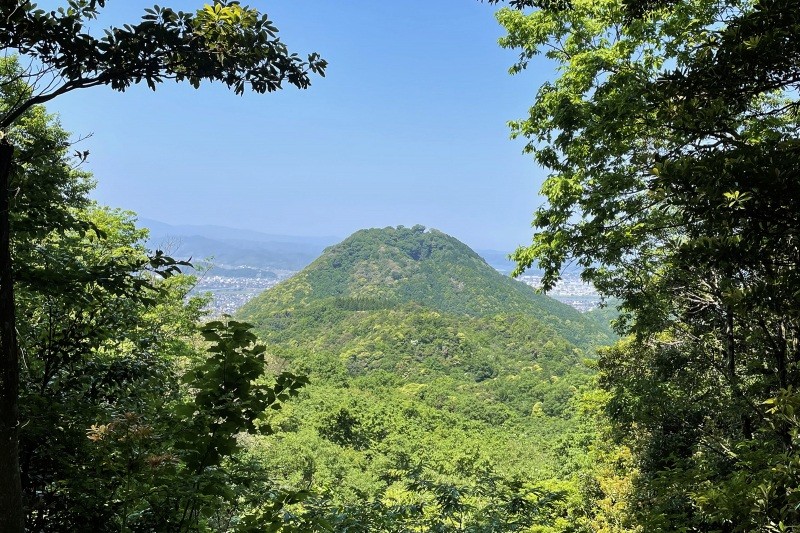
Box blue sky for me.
[42,1,552,251]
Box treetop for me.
[0,1,327,129]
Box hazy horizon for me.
[38,0,553,251]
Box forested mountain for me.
[235,226,617,529]
[4,0,793,530]
[241,225,609,348]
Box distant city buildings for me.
[191,271,295,316]
[195,270,601,315]
[515,273,601,312]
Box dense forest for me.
[0,0,798,531]
[235,226,616,530]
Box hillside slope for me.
[235,226,614,529]
[240,225,609,349]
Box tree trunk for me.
[0,142,23,533]
[725,306,735,383]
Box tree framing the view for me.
[6,0,798,529]
[0,2,325,530]
[496,0,800,528]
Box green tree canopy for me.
[498,0,800,528]
[0,0,326,128]
[0,62,310,529]
[0,3,325,530]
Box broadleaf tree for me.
[1,56,315,529]
[0,2,325,530]
[495,0,800,528]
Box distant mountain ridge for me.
[140,218,338,271]
[141,218,527,278]
[140,218,338,245]
[474,248,520,274]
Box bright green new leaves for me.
[0,57,93,243]
[500,0,800,529]
[177,318,308,472]
[499,0,746,291]
[193,2,260,45]
[167,318,308,531]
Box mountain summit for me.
[239,225,607,349]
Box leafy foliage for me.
[498,0,800,529]
[0,70,308,529]
[0,0,326,128]
[235,225,618,531]
[0,2,325,528]
[16,205,310,531]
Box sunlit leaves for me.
[499,0,800,528]
[0,1,327,128]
